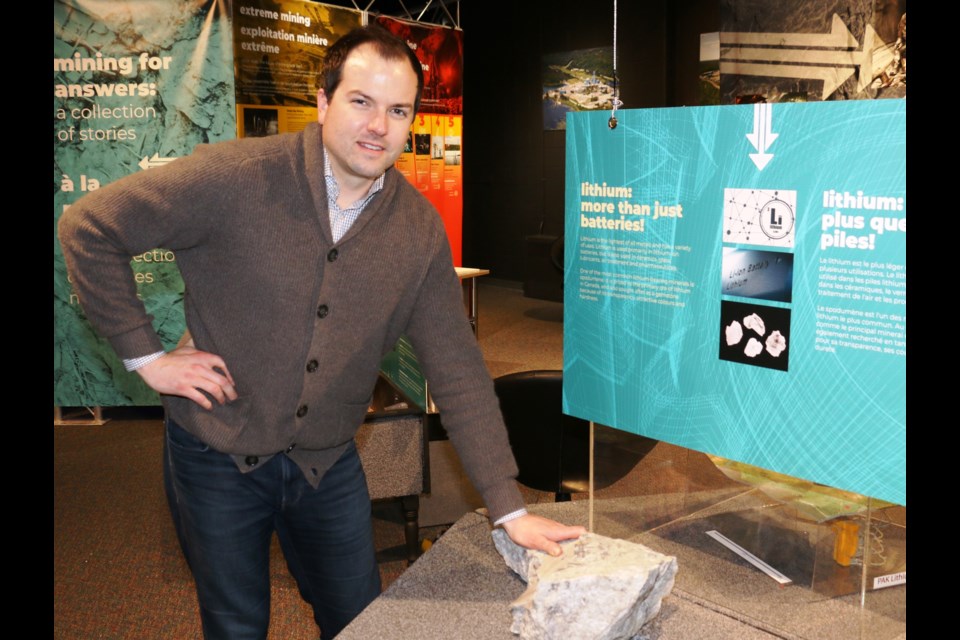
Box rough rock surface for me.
[492,530,678,640]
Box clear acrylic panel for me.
[583,427,906,639]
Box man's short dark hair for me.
[322,24,424,114]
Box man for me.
[59,25,584,639]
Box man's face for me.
[317,44,417,198]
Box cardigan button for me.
[296,404,309,418]
[244,455,259,467]
[306,359,319,373]
[316,304,329,318]
[327,248,339,262]
[285,443,297,453]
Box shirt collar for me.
[322,146,385,207]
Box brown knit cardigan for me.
[58,123,524,521]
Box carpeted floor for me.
[54,414,446,639]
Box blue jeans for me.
[163,419,381,639]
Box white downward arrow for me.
[139,153,177,171]
[746,103,777,171]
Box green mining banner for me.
[563,100,906,505]
[54,0,236,406]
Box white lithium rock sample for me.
[744,337,763,358]
[743,313,766,336]
[765,330,786,357]
[492,530,678,640]
[725,320,743,346]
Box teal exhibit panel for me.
[54,0,236,405]
[563,100,905,506]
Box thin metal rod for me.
[588,421,595,532]
[611,0,622,120]
[416,0,434,22]
[859,498,873,609]
[397,0,415,20]
[437,0,457,27]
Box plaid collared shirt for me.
[323,149,385,243]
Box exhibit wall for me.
[377,16,465,266]
[232,0,362,135]
[563,100,906,505]
[54,0,237,406]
